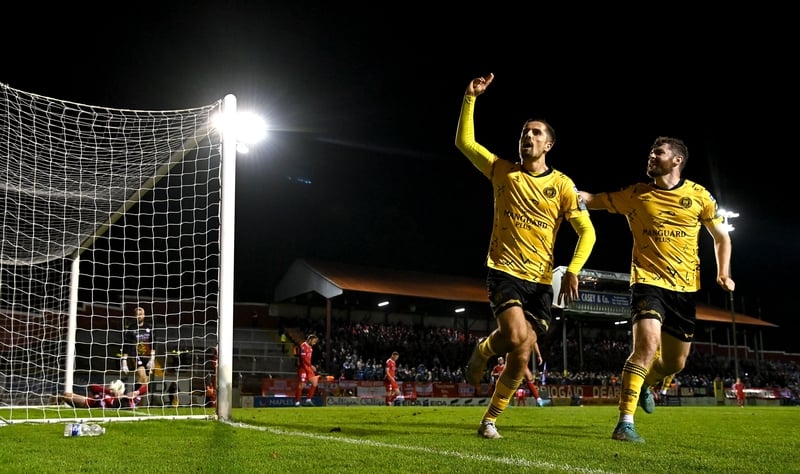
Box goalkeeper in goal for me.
[121,306,157,384]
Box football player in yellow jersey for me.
[579,136,735,443]
[456,73,596,439]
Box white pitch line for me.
[223,420,615,474]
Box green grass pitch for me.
[2,405,797,473]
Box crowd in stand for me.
[281,318,800,400]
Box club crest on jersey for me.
[679,197,692,209]
[544,187,557,199]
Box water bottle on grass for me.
[64,422,105,437]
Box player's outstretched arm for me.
[705,220,735,292]
[455,73,496,175]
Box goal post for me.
[0,82,237,423]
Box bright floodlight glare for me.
[234,112,268,144]
[212,111,268,151]
[718,208,739,232]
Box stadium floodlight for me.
[718,208,739,232]
[212,109,268,154]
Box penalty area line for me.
[223,420,613,474]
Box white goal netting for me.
[0,82,231,423]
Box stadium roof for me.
[274,258,777,328]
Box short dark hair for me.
[524,118,556,147]
[653,136,689,170]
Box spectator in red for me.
[515,386,527,406]
[295,334,320,406]
[522,366,544,407]
[489,356,505,394]
[525,341,545,406]
[511,344,544,406]
[733,377,746,408]
[384,351,402,405]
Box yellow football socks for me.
[483,374,521,422]
[619,360,647,416]
[477,336,496,360]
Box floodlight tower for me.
[719,208,740,378]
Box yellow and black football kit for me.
[592,180,722,292]
[456,92,595,433]
[455,95,594,285]
[595,179,724,421]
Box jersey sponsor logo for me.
[642,228,688,238]
[641,228,688,242]
[503,209,549,230]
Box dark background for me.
[3,4,796,350]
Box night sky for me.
[3,4,796,350]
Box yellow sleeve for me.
[455,95,494,175]
[566,213,596,275]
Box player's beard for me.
[646,161,669,178]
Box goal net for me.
[0,82,230,424]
